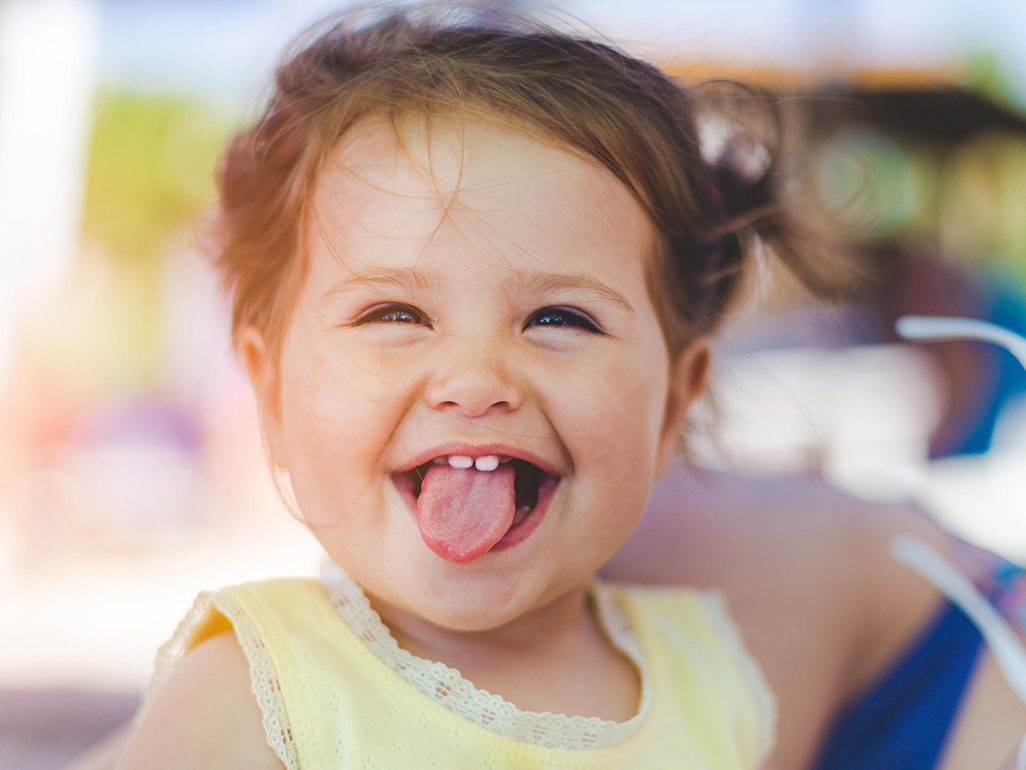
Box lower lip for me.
[489,476,559,554]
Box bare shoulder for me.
[607,464,947,664]
[632,465,947,654]
[608,463,945,593]
[116,631,283,770]
[820,481,950,692]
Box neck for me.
[368,584,641,722]
[372,584,593,661]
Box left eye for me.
[353,303,431,326]
[524,306,604,334]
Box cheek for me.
[282,330,411,428]
[551,340,670,470]
[275,338,411,524]
[281,355,383,441]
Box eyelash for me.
[524,306,604,334]
[352,303,431,327]
[351,303,604,335]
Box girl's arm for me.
[114,632,283,770]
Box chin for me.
[412,582,539,634]
[426,599,525,633]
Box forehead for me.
[307,115,655,280]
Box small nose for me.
[424,339,524,418]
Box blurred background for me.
[3,0,1026,766]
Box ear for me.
[654,339,710,478]
[239,326,284,465]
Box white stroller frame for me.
[895,315,1026,769]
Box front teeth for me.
[474,455,500,471]
[433,455,503,471]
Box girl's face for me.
[245,117,706,632]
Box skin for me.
[114,116,708,767]
[114,634,280,769]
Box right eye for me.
[523,306,604,334]
[352,302,431,327]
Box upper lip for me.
[394,443,565,477]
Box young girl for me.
[108,4,1015,768]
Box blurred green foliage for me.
[72,91,234,389]
[817,129,922,241]
[82,90,232,267]
[817,122,1026,278]
[964,49,1023,113]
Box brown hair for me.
[213,2,853,361]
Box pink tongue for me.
[417,463,516,564]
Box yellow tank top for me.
[148,568,774,769]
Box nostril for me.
[424,366,523,416]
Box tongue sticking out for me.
[417,463,516,564]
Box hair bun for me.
[704,120,780,233]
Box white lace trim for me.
[700,591,778,765]
[144,592,300,770]
[320,560,652,750]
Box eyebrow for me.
[320,267,432,303]
[320,266,635,314]
[513,272,635,315]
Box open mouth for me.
[392,454,560,561]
